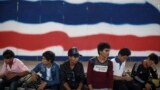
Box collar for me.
[115,57,122,66]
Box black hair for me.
[42,51,55,63]
[148,53,159,65]
[118,48,131,56]
[97,42,111,55]
[3,49,15,59]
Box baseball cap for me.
[68,47,82,57]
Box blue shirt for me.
[32,62,60,86]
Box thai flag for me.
[0,0,160,60]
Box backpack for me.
[19,73,41,89]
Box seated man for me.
[0,49,29,90]
[131,53,159,90]
[31,51,60,90]
[60,47,85,90]
[111,48,133,90]
[87,42,113,90]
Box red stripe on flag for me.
[0,31,160,51]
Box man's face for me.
[42,57,50,65]
[4,58,13,64]
[100,48,110,58]
[69,55,79,65]
[147,60,155,67]
[119,55,128,62]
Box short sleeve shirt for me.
[111,57,126,76]
[0,58,29,74]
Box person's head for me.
[146,53,159,67]
[42,51,55,65]
[97,42,111,58]
[68,47,81,65]
[118,48,131,62]
[3,49,15,64]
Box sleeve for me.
[17,60,29,72]
[31,63,41,73]
[108,61,114,88]
[0,63,6,75]
[78,63,85,82]
[131,63,145,84]
[110,59,116,76]
[149,67,158,79]
[86,60,93,85]
[60,64,67,85]
[47,64,60,86]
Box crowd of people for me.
[0,42,159,90]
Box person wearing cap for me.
[0,49,29,90]
[87,42,113,90]
[60,47,85,90]
[110,48,133,90]
[31,51,60,90]
[131,53,159,90]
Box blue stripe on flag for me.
[0,55,148,62]
[0,1,159,24]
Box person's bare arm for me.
[88,84,93,90]
[114,75,133,81]
[114,75,125,80]
[31,72,39,81]
[17,71,29,77]
[0,73,4,78]
[77,82,83,90]
[5,71,29,80]
[38,81,47,90]
[63,82,72,90]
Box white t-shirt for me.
[111,58,126,76]
[46,67,52,81]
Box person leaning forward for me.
[131,53,159,90]
[0,49,29,90]
[111,48,133,90]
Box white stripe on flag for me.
[0,20,159,37]
[0,46,159,56]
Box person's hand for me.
[77,87,81,90]
[5,71,17,80]
[88,84,93,90]
[151,64,157,71]
[38,82,47,90]
[124,76,133,81]
[145,83,151,90]
[31,72,38,81]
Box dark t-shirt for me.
[60,61,85,89]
